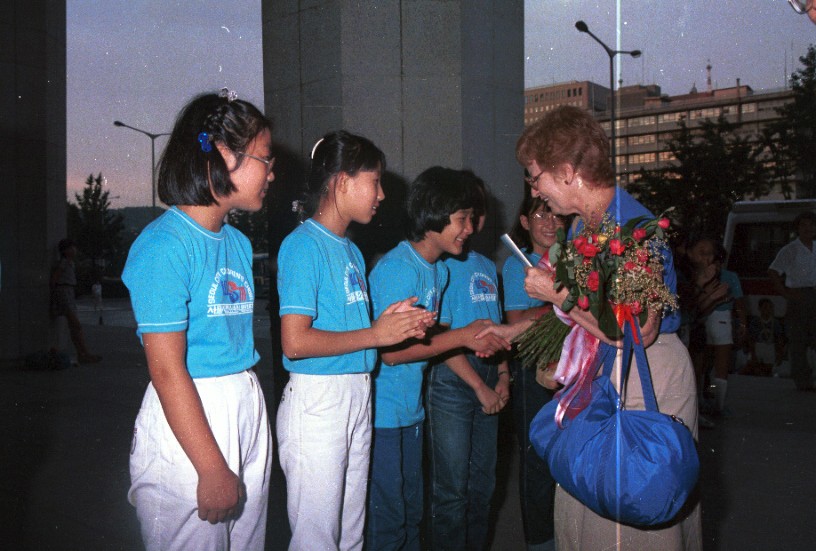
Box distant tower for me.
[706,60,712,93]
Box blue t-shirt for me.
[440,251,502,328]
[714,268,743,312]
[502,251,545,312]
[572,188,680,334]
[277,219,375,375]
[123,207,259,379]
[369,241,449,428]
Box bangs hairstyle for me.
[157,92,272,206]
[516,105,615,189]
[405,166,476,241]
[508,184,568,250]
[303,130,385,217]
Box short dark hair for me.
[157,92,272,206]
[405,166,476,241]
[58,238,75,255]
[304,130,385,217]
[794,210,816,231]
[508,184,569,250]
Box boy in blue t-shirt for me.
[366,167,511,551]
[425,173,510,550]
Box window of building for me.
[742,102,756,114]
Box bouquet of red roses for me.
[516,212,678,372]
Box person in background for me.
[50,238,101,364]
[769,210,816,391]
[685,235,747,414]
[123,89,274,550]
[502,190,567,551]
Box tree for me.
[628,115,770,238]
[68,173,125,281]
[763,44,816,198]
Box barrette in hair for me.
[198,132,213,153]
[310,138,324,160]
[219,87,238,102]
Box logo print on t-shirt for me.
[470,272,497,303]
[344,262,369,305]
[207,267,254,317]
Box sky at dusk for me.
[67,0,815,208]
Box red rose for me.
[608,238,625,255]
[573,236,587,249]
[636,249,649,264]
[658,218,670,229]
[577,295,590,310]
[632,228,647,241]
[587,270,600,291]
[624,261,637,271]
[580,243,599,258]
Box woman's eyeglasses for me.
[524,169,545,186]
[237,152,276,175]
[531,211,561,224]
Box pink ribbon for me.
[535,254,601,428]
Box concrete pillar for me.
[0,1,67,365]
[261,0,524,258]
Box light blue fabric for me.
[439,251,501,328]
[713,268,742,312]
[502,251,545,312]
[277,219,375,375]
[123,207,258,379]
[369,241,449,428]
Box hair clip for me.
[310,138,324,160]
[198,132,213,153]
[219,87,238,102]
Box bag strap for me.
[600,322,659,412]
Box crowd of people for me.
[114,90,812,551]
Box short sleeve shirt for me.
[277,219,375,375]
[439,251,502,328]
[502,251,544,312]
[369,241,449,428]
[769,239,816,288]
[122,207,258,378]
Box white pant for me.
[705,309,733,346]
[129,370,272,551]
[277,372,372,551]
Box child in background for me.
[366,166,511,550]
[123,89,274,550]
[425,172,510,550]
[276,131,433,551]
[502,190,567,551]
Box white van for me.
[723,199,816,317]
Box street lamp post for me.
[575,21,641,180]
[113,120,170,210]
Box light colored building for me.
[524,80,609,125]
[525,78,798,196]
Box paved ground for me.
[1,298,814,550]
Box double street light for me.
[113,120,170,210]
[575,20,641,178]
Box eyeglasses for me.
[531,211,561,224]
[237,152,276,175]
[789,0,814,13]
[524,169,545,186]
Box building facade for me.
[524,80,797,196]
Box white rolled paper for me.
[500,233,533,268]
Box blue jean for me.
[425,355,499,551]
[510,361,556,546]
[366,422,423,551]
